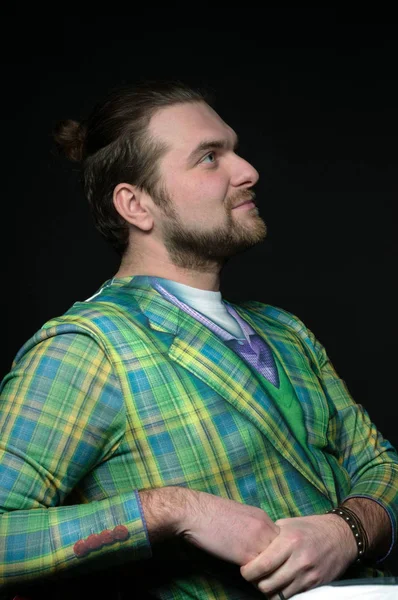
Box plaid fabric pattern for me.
[1,275,397,598]
[151,277,280,387]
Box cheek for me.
[166,171,230,218]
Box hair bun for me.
[53,119,87,162]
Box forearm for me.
[0,491,150,587]
[140,486,279,566]
[343,496,392,561]
[138,485,195,544]
[336,439,398,561]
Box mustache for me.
[227,189,256,209]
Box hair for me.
[53,80,212,255]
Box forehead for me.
[148,101,235,156]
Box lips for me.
[232,201,256,210]
[231,190,256,209]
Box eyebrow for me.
[186,135,239,164]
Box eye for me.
[201,151,216,164]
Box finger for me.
[241,536,291,581]
[255,563,295,598]
[267,578,307,600]
[268,593,288,600]
[268,591,290,600]
[257,559,319,600]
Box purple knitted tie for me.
[224,305,279,388]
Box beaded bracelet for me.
[327,505,369,563]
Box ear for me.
[113,183,154,232]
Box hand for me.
[240,513,357,599]
[176,490,280,565]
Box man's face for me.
[148,101,266,270]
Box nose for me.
[230,154,259,188]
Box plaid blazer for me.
[1,275,397,599]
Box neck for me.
[114,242,222,292]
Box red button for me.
[112,525,129,541]
[99,529,114,544]
[73,539,89,557]
[86,533,103,550]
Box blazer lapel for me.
[128,280,329,497]
[232,304,332,493]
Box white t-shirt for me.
[152,277,245,338]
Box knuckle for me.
[298,551,314,571]
[290,531,303,547]
[259,522,271,537]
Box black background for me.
[1,13,397,466]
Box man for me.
[0,81,397,600]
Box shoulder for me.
[11,298,129,367]
[40,282,145,336]
[237,300,308,333]
[7,281,154,374]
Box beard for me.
[152,186,267,272]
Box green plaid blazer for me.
[1,275,397,598]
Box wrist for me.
[343,497,392,560]
[327,506,367,564]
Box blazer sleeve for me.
[0,328,151,588]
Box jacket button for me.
[100,529,114,544]
[73,539,89,557]
[112,525,129,541]
[86,533,103,550]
